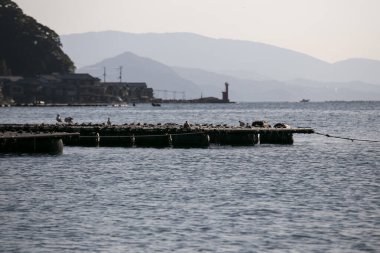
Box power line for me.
[154,89,186,100]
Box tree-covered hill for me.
[0,0,75,76]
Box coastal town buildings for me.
[0,73,153,105]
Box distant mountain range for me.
[78,52,201,98]
[173,67,380,101]
[65,31,380,101]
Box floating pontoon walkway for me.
[0,123,314,148]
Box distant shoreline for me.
[1,100,379,107]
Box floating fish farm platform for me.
[0,131,79,154]
[0,123,314,152]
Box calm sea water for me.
[0,102,379,252]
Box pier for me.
[0,123,314,149]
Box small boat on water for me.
[152,103,161,107]
[33,100,45,106]
[300,99,310,102]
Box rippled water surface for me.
[1,102,379,252]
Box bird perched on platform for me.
[64,117,73,124]
[107,117,111,126]
[239,120,245,127]
[252,120,271,128]
[56,114,62,123]
[184,121,190,129]
[274,123,290,128]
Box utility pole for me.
[119,66,123,83]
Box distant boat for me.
[300,99,310,102]
[33,100,45,106]
[151,102,161,107]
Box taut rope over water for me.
[314,132,380,143]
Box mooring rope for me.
[74,130,380,143]
[314,132,380,143]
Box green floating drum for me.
[99,135,134,147]
[76,132,100,146]
[0,138,63,154]
[260,132,294,144]
[171,133,210,148]
[219,131,258,146]
[134,134,171,147]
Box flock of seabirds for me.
[56,114,112,126]
[55,114,290,129]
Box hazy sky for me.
[13,0,380,63]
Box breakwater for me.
[0,123,314,149]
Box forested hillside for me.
[0,0,75,76]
